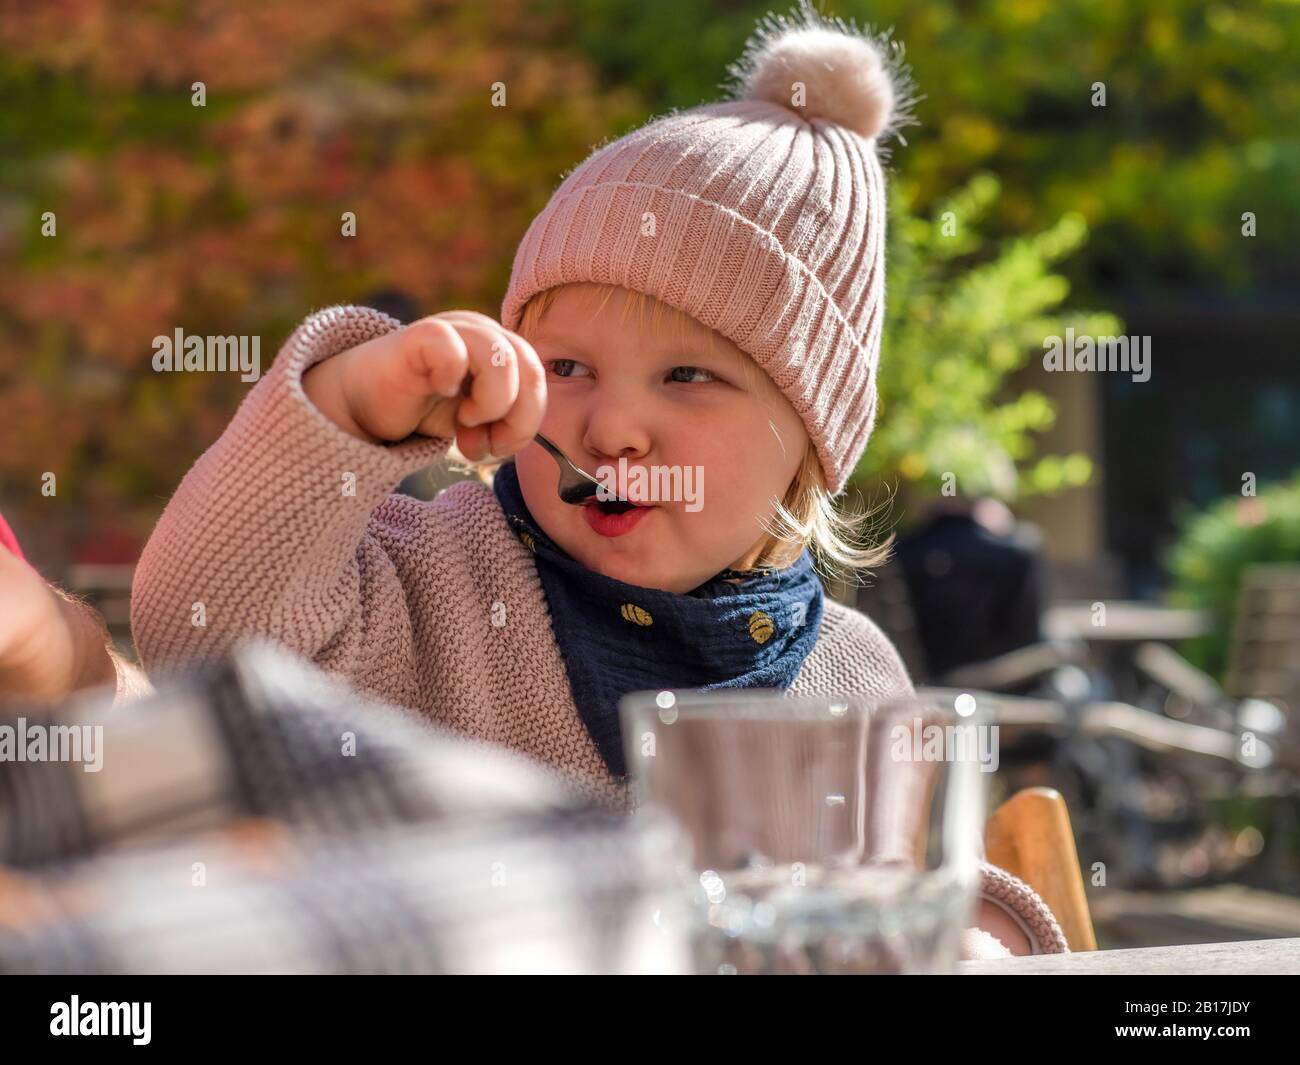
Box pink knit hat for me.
[501,2,914,495]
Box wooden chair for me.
[985,786,1098,951]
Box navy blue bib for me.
[492,460,824,778]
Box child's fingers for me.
[483,330,546,456]
[398,318,469,399]
[433,312,545,457]
[453,421,492,462]
[382,311,538,452]
[435,313,519,429]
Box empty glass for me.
[620,690,991,974]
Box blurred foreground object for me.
[0,642,686,974]
[621,688,1068,974]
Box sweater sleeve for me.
[977,861,1070,954]
[131,306,454,692]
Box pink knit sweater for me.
[131,306,1068,955]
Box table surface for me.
[959,936,1300,975]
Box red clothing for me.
[0,511,24,560]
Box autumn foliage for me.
[0,0,638,560]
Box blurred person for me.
[0,511,151,706]
[894,496,1045,682]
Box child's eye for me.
[547,359,591,378]
[668,366,716,384]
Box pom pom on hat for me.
[725,0,916,142]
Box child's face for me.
[515,283,809,594]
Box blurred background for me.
[2,1,1299,949]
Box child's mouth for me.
[582,498,653,537]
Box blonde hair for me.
[460,284,893,584]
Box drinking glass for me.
[620,690,991,974]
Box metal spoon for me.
[534,433,602,505]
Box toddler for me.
[132,3,1067,957]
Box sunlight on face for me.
[514,283,809,594]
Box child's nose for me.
[581,402,653,461]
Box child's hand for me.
[303,310,546,461]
